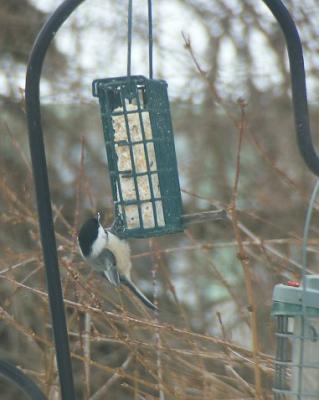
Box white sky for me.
[1,0,318,104]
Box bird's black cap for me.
[78,217,99,257]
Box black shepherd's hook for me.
[262,0,319,176]
[0,360,46,400]
[25,0,85,399]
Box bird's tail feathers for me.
[120,276,158,311]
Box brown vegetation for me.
[1,1,319,399]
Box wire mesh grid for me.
[273,311,319,399]
[93,75,183,238]
[272,181,319,399]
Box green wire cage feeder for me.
[92,0,226,238]
[92,74,183,238]
[272,276,319,399]
[271,182,319,400]
[92,1,183,238]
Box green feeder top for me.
[272,275,319,317]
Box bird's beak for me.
[97,212,101,223]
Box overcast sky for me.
[26,0,289,102]
[1,1,317,105]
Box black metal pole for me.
[25,1,85,399]
[0,360,46,400]
[262,0,319,177]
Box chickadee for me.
[78,213,158,311]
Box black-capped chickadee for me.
[78,213,158,311]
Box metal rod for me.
[0,360,46,400]
[25,1,86,398]
[127,0,133,77]
[262,0,319,177]
[181,209,227,226]
[148,0,153,79]
[127,0,153,78]
[299,180,319,397]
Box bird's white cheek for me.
[90,226,107,258]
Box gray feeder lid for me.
[272,275,319,317]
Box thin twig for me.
[181,31,237,125]
[217,312,255,396]
[0,273,271,358]
[0,257,37,275]
[84,312,91,399]
[89,354,134,400]
[150,238,165,400]
[73,136,86,249]
[228,99,263,400]
[3,121,33,176]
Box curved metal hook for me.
[262,0,319,176]
[25,0,86,399]
[0,360,46,400]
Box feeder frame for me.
[93,0,184,238]
[93,75,183,238]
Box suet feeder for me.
[93,75,183,238]
[272,276,319,399]
[92,0,183,238]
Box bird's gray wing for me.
[94,248,120,287]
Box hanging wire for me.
[148,0,153,79]
[127,0,132,77]
[298,179,319,396]
[301,180,319,287]
[127,0,153,79]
